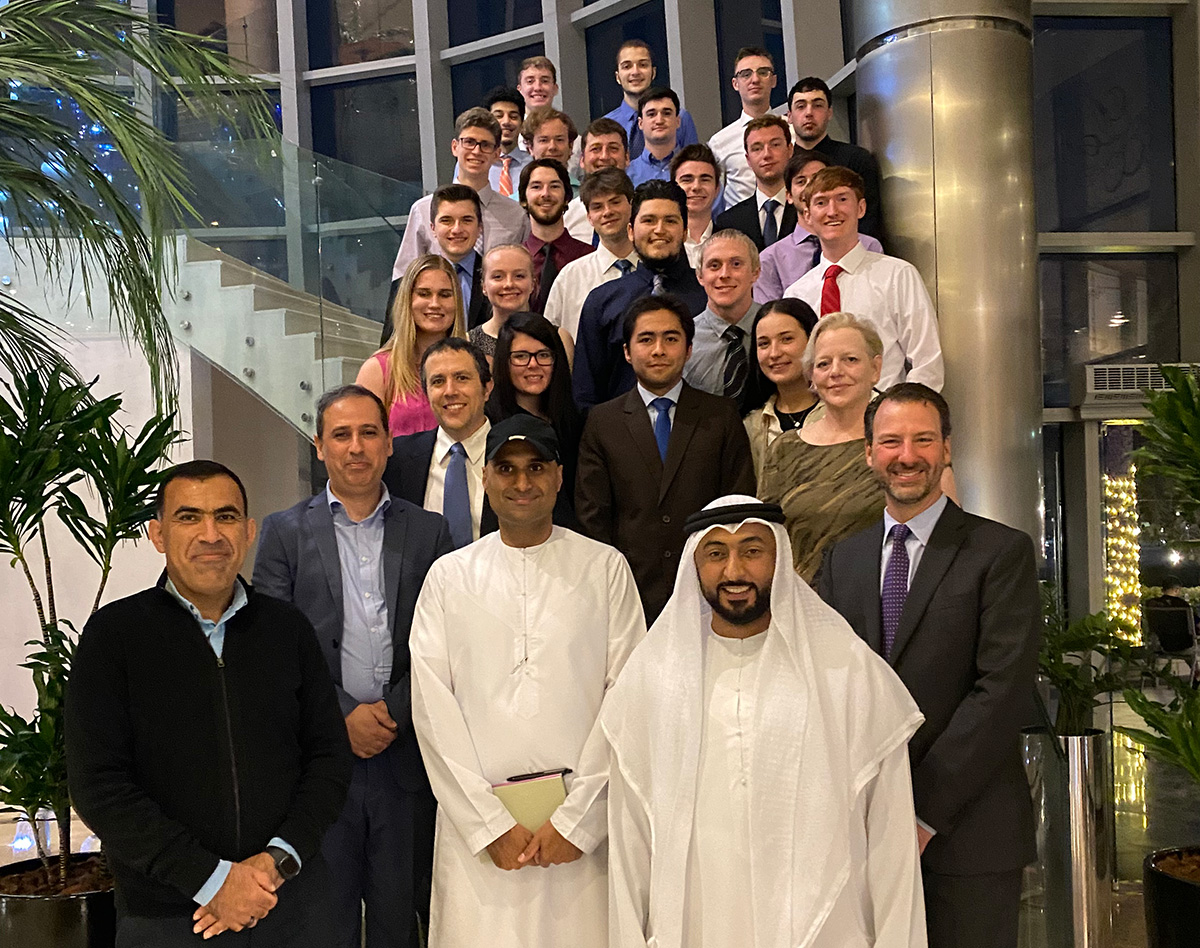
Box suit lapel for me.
[889,502,969,665]
[781,204,798,240]
[468,255,488,328]
[858,521,885,654]
[622,387,664,481]
[660,385,699,502]
[745,201,765,248]
[305,495,344,620]
[382,499,407,637]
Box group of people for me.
[61,38,1043,948]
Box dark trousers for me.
[923,868,1023,948]
[322,751,437,948]
[116,857,334,948]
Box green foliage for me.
[1118,685,1200,788]
[1134,365,1200,524]
[1039,585,1155,736]
[0,370,180,887]
[0,0,277,404]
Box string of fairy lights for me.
[1103,465,1142,641]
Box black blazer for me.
[817,500,1041,875]
[714,194,798,252]
[575,382,756,624]
[380,253,490,345]
[253,491,453,792]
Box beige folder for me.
[492,773,567,832]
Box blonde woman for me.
[357,254,467,435]
[757,312,886,585]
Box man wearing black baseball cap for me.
[409,414,646,947]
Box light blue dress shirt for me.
[603,100,699,158]
[326,485,392,706]
[164,579,302,904]
[627,147,679,187]
[637,378,684,431]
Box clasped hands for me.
[192,853,282,939]
[486,821,582,870]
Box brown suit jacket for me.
[575,382,756,624]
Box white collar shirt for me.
[880,493,950,590]
[543,243,640,340]
[424,420,491,542]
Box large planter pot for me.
[0,854,115,948]
[1144,846,1200,948]
[1024,728,1113,948]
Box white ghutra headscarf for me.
[601,494,924,948]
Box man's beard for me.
[876,462,941,506]
[528,205,566,226]
[702,581,772,625]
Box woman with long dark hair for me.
[486,311,582,516]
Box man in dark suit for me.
[572,179,706,410]
[381,185,491,343]
[254,384,453,948]
[786,76,884,240]
[576,294,756,623]
[817,383,1041,948]
[713,114,797,251]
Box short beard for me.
[528,205,566,226]
[702,582,772,626]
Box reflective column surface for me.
[851,0,1044,543]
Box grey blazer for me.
[253,490,453,791]
[818,500,1041,875]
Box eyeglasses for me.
[456,136,496,153]
[734,67,775,80]
[510,349,555,366]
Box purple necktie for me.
[881,523,911,658]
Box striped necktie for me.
[498,156,514,197]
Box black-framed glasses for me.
[510,349,555,366]
[734,67,775,80]
[456,136,496,153]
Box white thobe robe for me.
[609,628,926,948]
[411,527,646,948]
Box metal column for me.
[851,0,1044,542]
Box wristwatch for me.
[265,845,301,882]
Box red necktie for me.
[498,156,514,197]
[820,264,844,316]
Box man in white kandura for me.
[602,495,928,948]
[411,415,646,947]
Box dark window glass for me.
[450,43,544,117]
[585,2,669,120]
[1040,254,1178,407]
[311,75,421,187]
[1033,17,1176,231]
[307,0,415,70]
[1041,423,1064,589]
[714,0,788,125]
[167,90,283,143]
[447,0,541,48]
[158,0,279,72]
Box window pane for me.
[448,0,541,48]
[158,0,279,73]
[585,2,669,120]
[311,75,421,186]
[307,0,415,70]
[450,43,544,117]
[1033,17,1176,231]
[713,0,788,125]
[1040,254,1178,407]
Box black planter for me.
[1144,846,1200,948]
[0,854,115,948]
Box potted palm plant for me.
[0,370,180,947]
[1123,364,1200,947]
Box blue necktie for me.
[762,198,779,246]
[881,523,911,658]
[591,230,600,249]
[650,397,673,462]
[444,442,472,548]
[615,258,633,276]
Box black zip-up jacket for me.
[65,575,352,917]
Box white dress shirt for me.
[563,196,593,243]
[392,186,530,280]
[684,220,714,269]
[423,420,490,541]
[783,241,945,391]
[757,187,787,237]
[543,243,640,340]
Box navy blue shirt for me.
[571,256,706,410]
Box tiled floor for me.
[1019,694,1200,948]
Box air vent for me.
[1071,363,1200,419]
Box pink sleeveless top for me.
[375,352,437,436]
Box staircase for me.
[167,235,384,434]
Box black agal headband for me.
[683,502,786,537]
